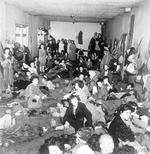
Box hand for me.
[42,95,47,99]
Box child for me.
[25,75,46,109]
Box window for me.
[15,24,28,46]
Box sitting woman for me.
[92,78,108,101]
[25,75,46,109]
[62,95,92,131]
[108,104,143,153]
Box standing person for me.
[63,95,92,131]
[68,40,76,61]
[100,47,111,71]
[95,38,101,57]
[64,39,68,55]
[67,40,71,54]
[39,43,46,73]
[33,56,40,74]
[59,39,64,54]
[56,40,60,52]
[1,48,14,93]
[88,32,97,57]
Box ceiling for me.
[4,0,146,22]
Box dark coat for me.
[88,37,96,53]
[108,115,135,146]
[63,103,92,131]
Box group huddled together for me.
[1,32,150,154]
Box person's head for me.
[99,134,114,154]
[31,75,39,85]
[87,134,100,152]
[48,52,52,58]
[79,74,84,81]
[103,76,109,84]
[117,104,135,121]
[74,80,84,90]
[30,62,35,68]
[34,56,38,62]
[59,99,70,108]
[104,65,109,71]
[97,78,103,87]
[61,59,65,64]
[89,70,96,80]
[54,59,60,65]
[39,43,45,50]
[26,71,32,79]
[136,75,142,82]
[79,65,84,72]
[69,95,79,109]
[4,47,11,59]
[87,58,91,62]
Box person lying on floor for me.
[25,75,46,109]
[62,95,92,131]
[46,58,70,80]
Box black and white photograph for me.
[0,0,150,153]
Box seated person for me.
[73,65,88,78]
[73,80,89,104]
[92,78,108,101]
[108,104,143,153]
[63,95,92,131]
[103,76,112,92]
[50,99,69,118]
[22,62,38,75]
[25,75,46,109]
[14,71,31,90]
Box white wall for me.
[105,1,150,62]
[50,21,101,50]
[0,1,49,57]
[105,13,130,44]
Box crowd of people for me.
[0,32,150,154]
